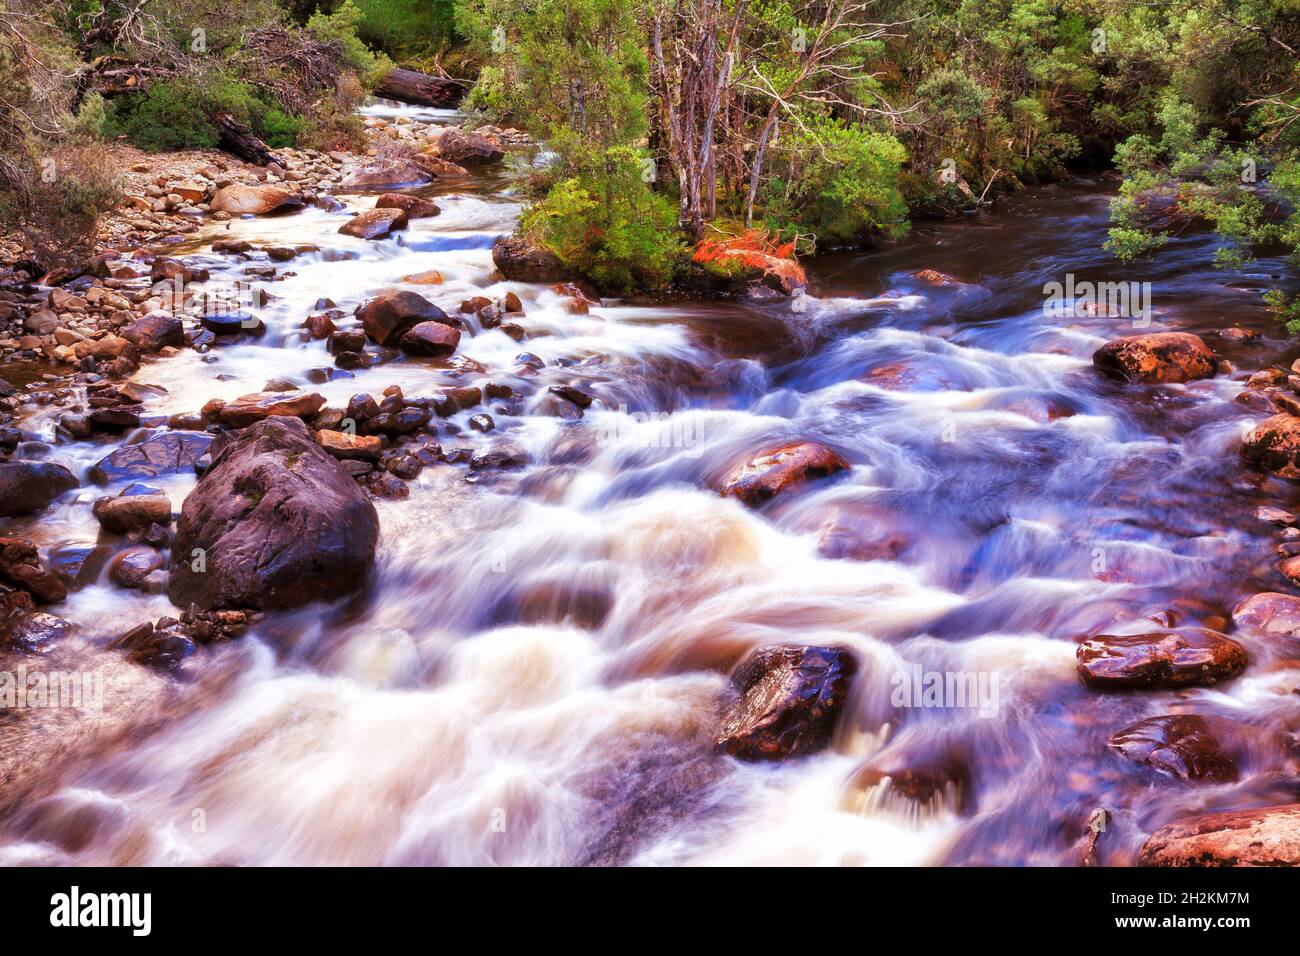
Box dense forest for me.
[2,0,1299,300]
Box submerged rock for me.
[0,461,79,517]
[1139,803,1300,866]
[167,416,379,611]
[716,644,857,760]
[1091,332,1215,384]
[1108,714,1247,782]
[1076,628,1246,689]
[718,441,849,507]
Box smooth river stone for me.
[1075,628,1246,689]
[718,441,849,507]
[1232,591,1300,647]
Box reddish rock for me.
[375,193,440,218]
[315,430,383,461]
[1243,414,1300,479]
[338,208,408,240]
[1139,804,1300,866]
[216,391,325,427]
[358,290,451,347]
[121,313,183,352]
[403,270,444,285]
[1092,332,1215,384]
[1108,714,1248,782]
[303,313,336,339]
[717,645,857,760]
[719,442,849,507]
[1076,628,1246,689]
[399,321,460,357]
[1232,592,1300,647]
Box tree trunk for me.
[375,69,469,109]
[216,114,275,166]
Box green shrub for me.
[521,147,685,293]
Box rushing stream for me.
[3,100,1299,866]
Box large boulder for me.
[358,290,451,347]
[426,127,504,166]
[167,416,379,611]
[1243,414,1300,479]
[0,461,79,517]
[89,432,214,484]
[338,208,408,240]
[1075,628,1246,689]
[716,644,857,760]
[492,236,572,283]
[718,441,849,507]
[1091,332,1215,384]
[210,184,304,216]
[1139,804,1300,866]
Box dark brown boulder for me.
[1076,628,1246,689]
[718,441,849,507]
[167,416,379,611]
[0,461,79,517]
[716,644,857,760]
[375,194,440,218]
[1092,332,1215,384]
[338,208,408,240]
[358,290,451,347]
[121,313,183,352]
[108,546,163,589]
[492,236,572,283]
[89,432,213,484]
[399,321,460,357]
[1139,804,1300,866]
[1108,714,1248,782]
[1243,414,1300,479]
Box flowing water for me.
[3,102,1300,866]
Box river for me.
[1,101,1298,866]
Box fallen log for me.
[375,69,469,109]
[216,114,275,167]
